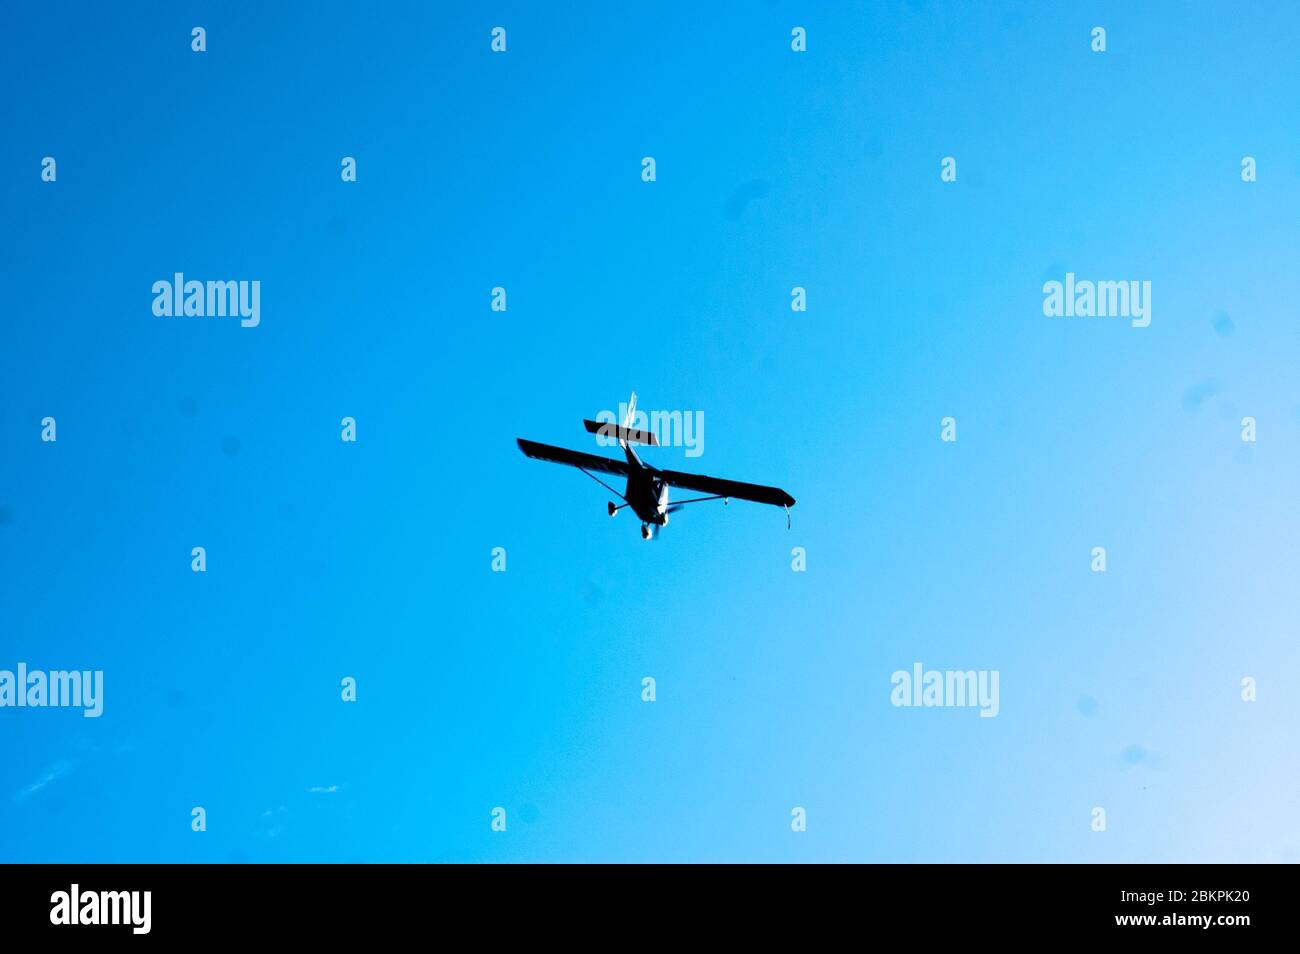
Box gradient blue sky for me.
[2,1,1298,862]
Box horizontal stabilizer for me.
[583,419,659,446]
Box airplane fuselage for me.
[621,446,669,526]
[624,465,669,526]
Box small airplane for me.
[517,393,796,540]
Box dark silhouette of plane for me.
[517,393,796,540]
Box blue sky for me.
[2,1,1298,862]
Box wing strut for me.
[661,493,792,528]
[578,466,628,503]
[665,494,726,507]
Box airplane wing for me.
[657,468,795,508]
[517,439,631,478]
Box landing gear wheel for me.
[641,523,652,540]
[608,502,618,517]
